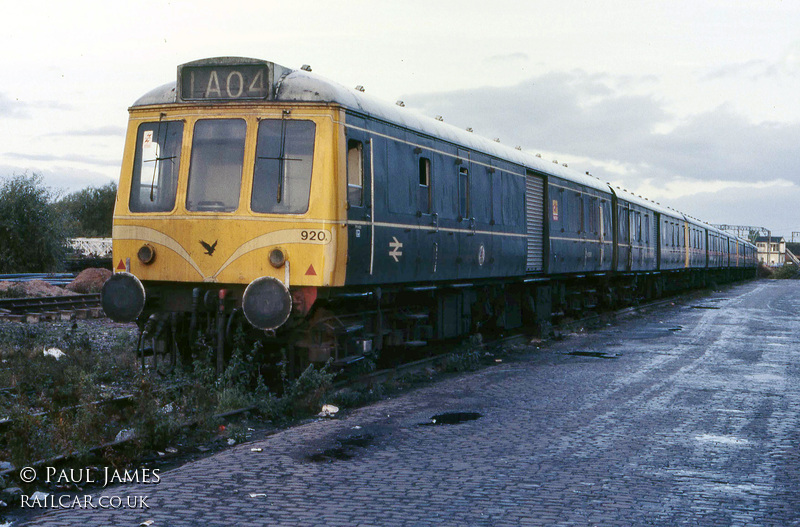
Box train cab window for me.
[347,140,363,207]
[419,157,431,214]
[458,166,469,218]
[252,119,316,214]
[130,120,184,213]
[186,119,245,212]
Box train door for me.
[344,116,373,283]
[632,209,642,268]
[455,148,478,278]
[655,212,662,270]
[468,156,493,278]
[644,212,654,270]
[618,202,631,272]
[599,197,611,270]
[415,147,436,280]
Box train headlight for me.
[101,272,146,322]
[137,244,156,265]
[242,276,292,330]
[269,248,286,268]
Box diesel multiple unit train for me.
[102,57,757,370]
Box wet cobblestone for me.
[20,279,800,526]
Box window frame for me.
[185,118,247,213]
[418,156,432,214]
[347,139,364,207]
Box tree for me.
[55,182,117,238]
[0,173,69,273]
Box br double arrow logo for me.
[388,237,403,262]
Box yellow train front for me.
[103,58,352,363]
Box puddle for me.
[420,412,482,426]
[667,325,684,332]
[307,433,375,463]
[566,351,621,359]
[691,305,721,310]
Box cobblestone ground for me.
[19,279,800,526]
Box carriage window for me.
[636,212,642,242]
[644,215,650,244]
[130,120,183,212]
[252,119,316,214]
[419,157,431,214]
[186,119,245,212]
[347,140,363,206]
[458,166,469,218]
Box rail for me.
[0,273,76,286]
[0,293,102,322]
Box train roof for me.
[132,57,754,248]
[132,58,611,194]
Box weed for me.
[282,361,335,417]
[440,347,483,373]
[0,284,24,299]
[771,264,799,279]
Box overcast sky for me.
[1,1,798,236]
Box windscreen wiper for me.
[148,114,177,202]
[257,112,300,204]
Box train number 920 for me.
[301,230,327,242]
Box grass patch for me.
[770,264,799,279]
[0,322,340,475]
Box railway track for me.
[0,293,103,322]
[0,273,76,286]
[337,293,694,390]
[0,287,712,488]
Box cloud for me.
[700,60,775,81]
[484,53,529,64]
[0,93,31,118]
[0,93,73,118]
[670,182,800,237]
[403,71,800,185]
[402,70,800,229]
[45,126,126,137]
[4,152,119,168]
[0,164,116,194]
[699,42,800,82]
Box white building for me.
[755,236,786,266]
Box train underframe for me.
[135,266,756,381]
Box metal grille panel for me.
[525,174,545,271]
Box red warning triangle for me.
[305,264,317,276]
[116,259,126,271]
